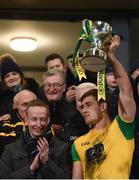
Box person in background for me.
[0,53,39,115]
[0,89,37,156]
[38,53,67,100]
[38,52,96,102]
[71,35,136,179]
[43,53,78,104]
[0,99,71,179]
[0,53,39,94]
[38,69,66,133]
[45,53,67,72]
[12,89,37,120]
[38,69,89,143]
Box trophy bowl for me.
[81,21,112,72]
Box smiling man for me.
[0,99,71,179]
[43,69,66,102]
[38,69,89,143]
[39,69,67,133]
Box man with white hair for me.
[71,35,136,179]
[13,89,37,120]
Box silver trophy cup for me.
[81,21,112,72]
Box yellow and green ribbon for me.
[73,19,94,80]
[73,19,106,101]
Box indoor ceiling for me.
[0,0,139,72]
[0,19,87,69]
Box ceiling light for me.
[10,37,38,52]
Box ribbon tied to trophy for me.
[72,19,113,101]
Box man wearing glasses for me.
[38,69,89,143]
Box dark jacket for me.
[25,77,39,95]
[0,110,26,157]
[107,86,119,120]
[0,134,72,179]
[38,92,90,143]
[66,68,97,87]
[0,87,18,115]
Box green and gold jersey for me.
[71,115,135,179]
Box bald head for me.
[13,89,37,105]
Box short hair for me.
[26,99,50,117]
[45,53,65,69]
[81,88,110,115]
[81,88,109,103]
[43,69,66,83]
[81,89,98,102]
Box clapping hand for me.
[37,137,49,164]
[30,137,49,172]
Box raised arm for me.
[107,35,136,122]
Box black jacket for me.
[0,134,72,179]
[37,92,90,143]
[0,110,26,157]
[66,68,97,87]
[107,86,119,120]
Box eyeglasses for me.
[44,82,65,89]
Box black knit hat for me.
[0,56,23,80]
